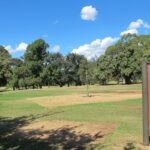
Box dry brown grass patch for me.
[19,120,117,148]
[28,92,142,108]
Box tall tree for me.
[24,39,49,88]
[0,46,11,86]
[66,53,85,85]
[104,34,147,84]
[96,55,112,85]
[25,39,48,62]
[42,53,66,87]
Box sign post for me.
[142,62,150,145]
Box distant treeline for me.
[0,34,150,90]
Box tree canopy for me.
[1,34,150,89]
[0,46,11,86]
[96,34,150,84]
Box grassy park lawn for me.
[0,84,149,150]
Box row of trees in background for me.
[0,34,150,90]
[0,39,96,90]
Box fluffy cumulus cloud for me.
[51,45,61,53]
[81,5,98,21]
[5,42,28,54]
[71,18,150,60]
[72,37,118,60]
[120,19,150,36]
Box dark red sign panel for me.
[147,64,150,135]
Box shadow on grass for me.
[0,113,104,150]
[124,142,136,150]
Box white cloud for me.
[81,5,98,21]
[129,19,144,29]
[120,19,150,36]
[16,43,28,51]
[5,45,13,54]
[51,45,61,53]
[5,42,28,54]
[120,29,138,36]
[72,37,118,60]
[72,19,150,60]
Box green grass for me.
[45,98,142,149]
[0,84,144,150]
[45,98,141,123]
[0,84,142,102]
[0,101,48,117]
[0,87,75,101]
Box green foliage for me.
[96,55,112,85]
[24,39,49,62]
[97,34,150,84]
[0,46,12,86]
[10,39,49,89]
[0,46,11,59]
[66,53,86,86]
[78,59,88,84]
[2,34,150,88]
[78,59,97,85]
[42,53,66,87]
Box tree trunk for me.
[13,87,15,91]
[124,76,132,84]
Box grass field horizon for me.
[0,84,149,150]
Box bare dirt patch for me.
[28,91,142,108]
[19,120,117,148]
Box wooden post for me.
[86,69,89,97]
[142,62,149,145]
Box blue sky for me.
[0,0,150,59]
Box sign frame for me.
[142,62,150,145]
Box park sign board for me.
[142,62,150,145]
